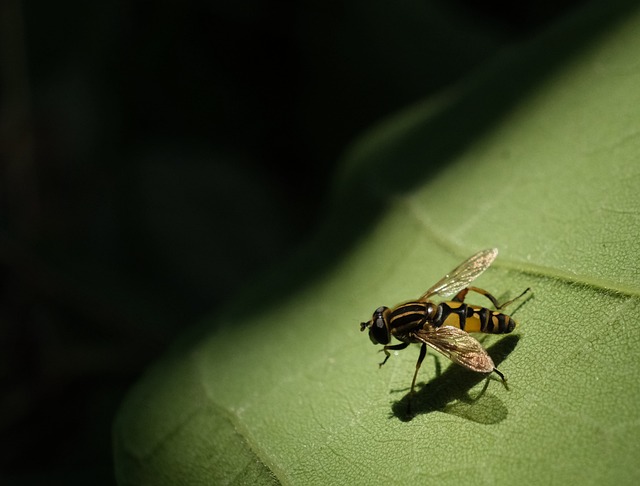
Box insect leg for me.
[492,367,510,390]
[453,286,531,309]
[410,343,427,394]
[378,342,409,367]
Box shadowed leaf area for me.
[114,1,640,484]
[391,335,521,423]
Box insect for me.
[360,248,530,395]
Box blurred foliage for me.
[0,0,586,483]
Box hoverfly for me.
[360,248,530,395]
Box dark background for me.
[1,0,584,483]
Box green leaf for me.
[114,2,640,484]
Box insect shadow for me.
[390,334,520,423]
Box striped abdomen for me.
[435,301,516,334]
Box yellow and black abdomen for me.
[436,301,516,334]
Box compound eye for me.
[369,307,390,345]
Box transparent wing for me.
[413,325,495,373]
[419,248,498,301]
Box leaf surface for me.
[114,2,640,484]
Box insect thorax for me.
[388,301,438,336]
